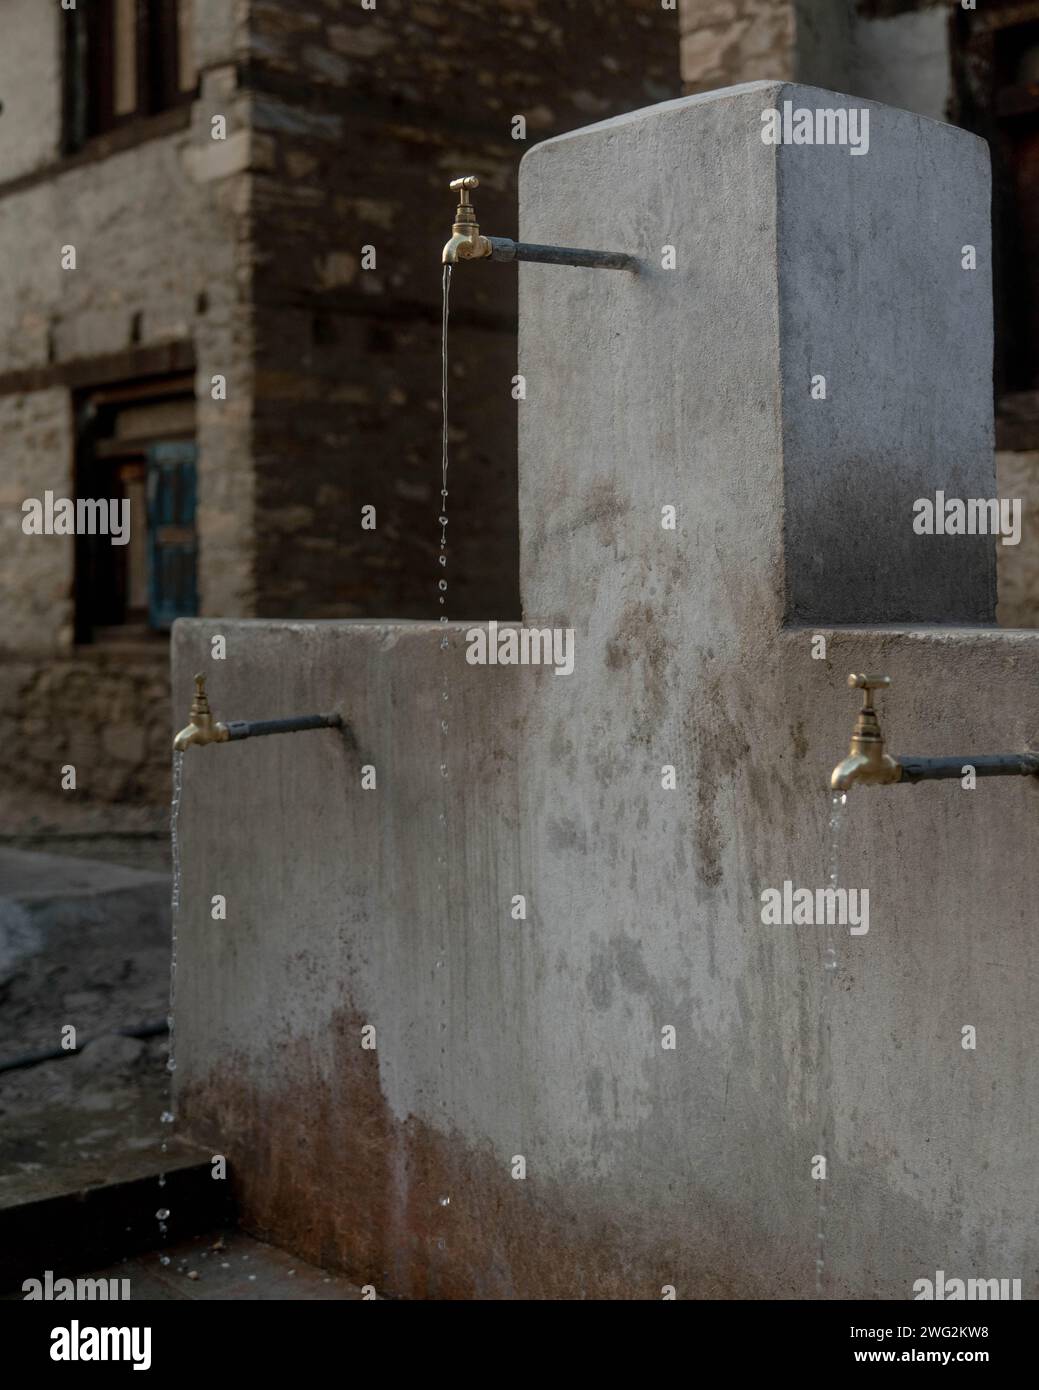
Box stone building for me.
[1,0,1037,823]
[0,0,681,818]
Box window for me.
[64,0,198,151]
[75,375,198,643]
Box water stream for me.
[157,748,185,1263]
[814,789,846,1295]
[434,264,453,1256]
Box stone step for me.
[0,1144,231,1295]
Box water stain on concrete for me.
[178,1002,772,1299]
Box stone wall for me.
[0,2,251,817]
[996,450,1039,627]
[0,647,170,808]
[0,389,74,651]
[0,0,63,181]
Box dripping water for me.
[158,748,185,1264]
[440,264,451,595]
[434,264,453,1259]
[815,789,846,1295]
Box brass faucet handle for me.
[190,672,213,718]
[847,673,891,718]
[449,176,480,220]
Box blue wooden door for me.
[147,441,198,630]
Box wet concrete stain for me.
[178,1002,773,1300]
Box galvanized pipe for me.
[897,754,1039,783]
[223,713,343,742]
[487,236,635,272]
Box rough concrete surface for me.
[171,90,1037,1299]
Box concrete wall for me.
[173,89,1037,1298]
[172,618,1039,1299]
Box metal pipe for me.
[174,676,345,750]
[223,713,343,742]
[487,236,635,272]
[896,754,1039,783]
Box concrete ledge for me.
[172,617,1039,1297]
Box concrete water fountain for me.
[169,84,1039,1299]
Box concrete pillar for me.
[519,81,995,631]
[172,87,1033,1301]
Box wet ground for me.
[0,836,376,1299]
[81,1229,369,1301]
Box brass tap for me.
[830,674,903,791]
[442,176,492,264]
[174,673,229,752]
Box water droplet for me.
[439,555,447,567]
[159,1255,171,1267]
[439,1196,451,1207]
[438,516,448,527]
[160,1110,174,1125]
[166,1058,176,1073]
[438,579,447,591]
[440,764,448,777]
[156,1208,170,1221]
